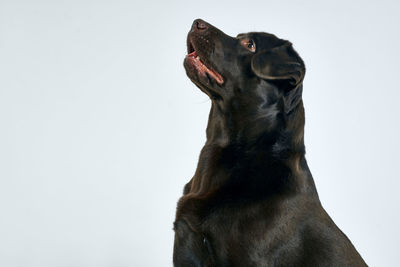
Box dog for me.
[173,19,367,267]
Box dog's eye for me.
[241,38,256,52]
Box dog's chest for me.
[193,203,274,264]
[192,198,305,266]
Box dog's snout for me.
[196,20,207,30]
[192,19,208,32]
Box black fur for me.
[173,19,367,267]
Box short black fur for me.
[174,19,367,267]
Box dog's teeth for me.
[196,56,200,60]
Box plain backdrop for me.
[1,0,399,266]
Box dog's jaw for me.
[185,50,224,85]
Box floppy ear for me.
[251,42,305,113]
[251,42,305,86]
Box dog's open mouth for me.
[186,49,224,85]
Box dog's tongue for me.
[188,51,197,57]
[187,51,224,84]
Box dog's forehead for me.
[237,32,285,50]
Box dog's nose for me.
[192,19,208,32]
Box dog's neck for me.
[185,99,316,200]
[205,97,305,154]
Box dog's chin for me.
[184,59,223,100]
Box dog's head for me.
[184,19,305,126]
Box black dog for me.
[173,19,367,267]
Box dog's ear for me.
[251,42,305,87]
[251,42,305,113]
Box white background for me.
[1,0,399,266]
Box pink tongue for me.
[187,51,224,84]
